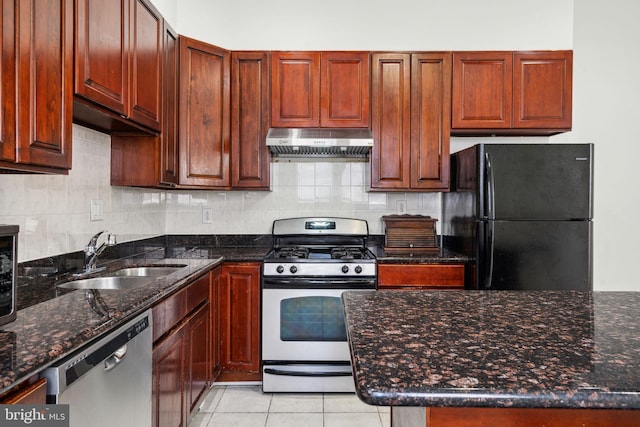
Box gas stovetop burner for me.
[331,247,365,260]
[276,247,310,260]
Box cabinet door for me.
[231,51,270,189]
[0,0,16,163]
[513,51,572,129]
[410,53,451,190]
[0,377,47,404]
[128,0,162,130]
[271,52,320,127]
[15,0,73,170]
[219,263,261,374]
[210,267,222,380]
[452,51,512,129]
[75,0,129,116]
[153,323,187,427]
[186,301,210,414]
[320,51,370,128]
[370,53,411,190]
[161,21,179,185]
[178,36,230,187]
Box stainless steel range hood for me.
[266,128,373,160]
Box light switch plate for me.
[90,199,104,221]
[397,200,407,215]
[202,207,213,224]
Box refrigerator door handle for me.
[485,221,495,289]
[484,152,495,219]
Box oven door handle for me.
[264,367,352,377]
[262,278,376,289]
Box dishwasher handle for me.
[104,344,128,371]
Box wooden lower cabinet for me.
[378,264,465,289]
[153,320,187,427]
[218,262,261,381]
[152,271,212,427]
[186,301,210,414]
[210,266,222,380]
[425,407,640,427]
[0,376,47,404]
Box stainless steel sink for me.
[109,265,187,277]
[57,276,152,290]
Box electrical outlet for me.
[90,199,104,221]
[397,200,407,215]
[202,207,213,224]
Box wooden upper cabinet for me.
[161,20,179,186]
[271,51,370,128]
[320,51,370,127]
[231,51,271,189]
[371,52,451,191]
[0,0,73,172]
[513,51,572,129]
[452,51,513,129]
[128,0,163,130]
[178,36,230,187]
[452,50,572,134]
[75,0,129,115]
[410,53,451,190]
[1,0,17,164]
[74,0,162,131]
[371,53,411,189]
[271,52,320,127]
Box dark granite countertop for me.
[343,290,640,410]
[370,246,470,264]
[0,256,223,394]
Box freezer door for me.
[477,220,592,290]
[478,144,593,220]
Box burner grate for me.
[276,247,309,259]
[331,247,364,260]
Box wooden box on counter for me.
[382,215,438,254]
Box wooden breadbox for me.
[382,215,439,254]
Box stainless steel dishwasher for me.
[41,309,152,427]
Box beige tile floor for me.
[189,385,390,427]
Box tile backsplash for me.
[0,125,441,262]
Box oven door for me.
[261,281,374,392]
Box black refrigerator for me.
[442,143,593,290]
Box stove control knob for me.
[276,265,284,274]
[289,265,298,274]
[355,265,363,274]
[341,265,349,274]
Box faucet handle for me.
[106,234,117,246]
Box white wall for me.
[177,0,573,50]
[562,0,640,290]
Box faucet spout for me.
[82,231,117,274]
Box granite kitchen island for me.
[343,290,640,427]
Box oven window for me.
[280,296,346,341]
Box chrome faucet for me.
[82,231,117,274]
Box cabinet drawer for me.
[378,264,464,289]
[153,287,188,341]
[187,273,210,310]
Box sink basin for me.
[57,276,152,290]
[110,265,187,277]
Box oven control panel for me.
[263,263,376,277]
